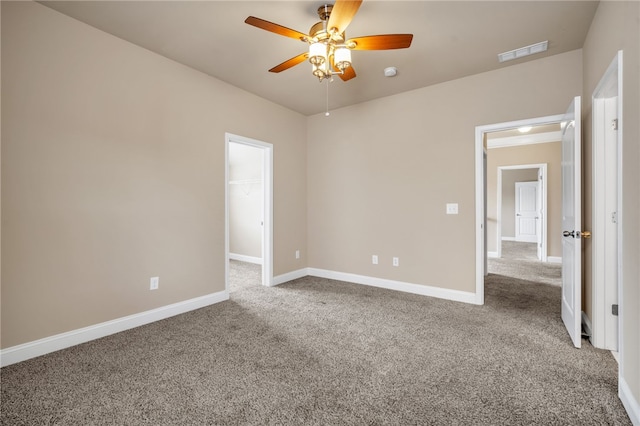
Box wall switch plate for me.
[150,276,159,290]
[446,203,459,215]
[295,250,300,259]
[372,255,378,265]
[393,257,399,267]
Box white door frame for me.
[591,51,623,351]
[496,165,547,260]
[475,114,563,305]
[225,133,274,290]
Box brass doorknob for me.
[581,231,592,239]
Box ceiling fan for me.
[245,0,413,82]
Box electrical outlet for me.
[393,257,399,267]
[295,250,300,259]
[150,276,159,290]
[372,255,378,265]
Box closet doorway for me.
[225,133,273,291]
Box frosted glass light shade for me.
[309,42,327,66]
[334,47,351,70]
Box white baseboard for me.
[307,268,479,305]
[501,236,516,241]
[488,251,499,258]
[270,267,478,305]
[581,311,592,338]
[0,291,229,367]
[272,268,308,286]
[620,376,640,426]
[547,256,562,264]
[611,351,620,364]
[229,253,262,265]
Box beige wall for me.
[307,50,582,293]
[229,143,263,259]
[1,2,307,348]
[582,0,640,411]
[486,143,562,257]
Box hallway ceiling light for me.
[498,40,548,63]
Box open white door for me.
[561,96,582,348]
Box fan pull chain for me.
[325,78,330,117]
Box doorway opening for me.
[475,114,564,305]
[225,133,273,293]
[477,97,584,349]
[494,164,549,262]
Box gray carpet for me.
[489,241,562,287]
[501,241,539,261]
[229,259,261,293]
[1,257,630,425]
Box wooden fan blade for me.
[338,66,356,81]
[326,0,363,35]
[269,52,309,73]
[348,34,413,50]
[245,16,308,42]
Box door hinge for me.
[612,212,618,224]
[611,119,619,131]
[612,304,619,316]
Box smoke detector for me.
[384,67,398,77]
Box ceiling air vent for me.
[498,40,548,63]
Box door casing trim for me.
[591,51,623,352]
[225,133,274,289]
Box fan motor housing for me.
[310,21,345,43]
[309,21,327,40]
[317,4,333,21]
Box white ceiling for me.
[486,123,562,149]
[40,1,599,116]
[488,123,561,140]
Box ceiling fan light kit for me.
[245,0,413,83]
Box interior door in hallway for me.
[515,181,539,243]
